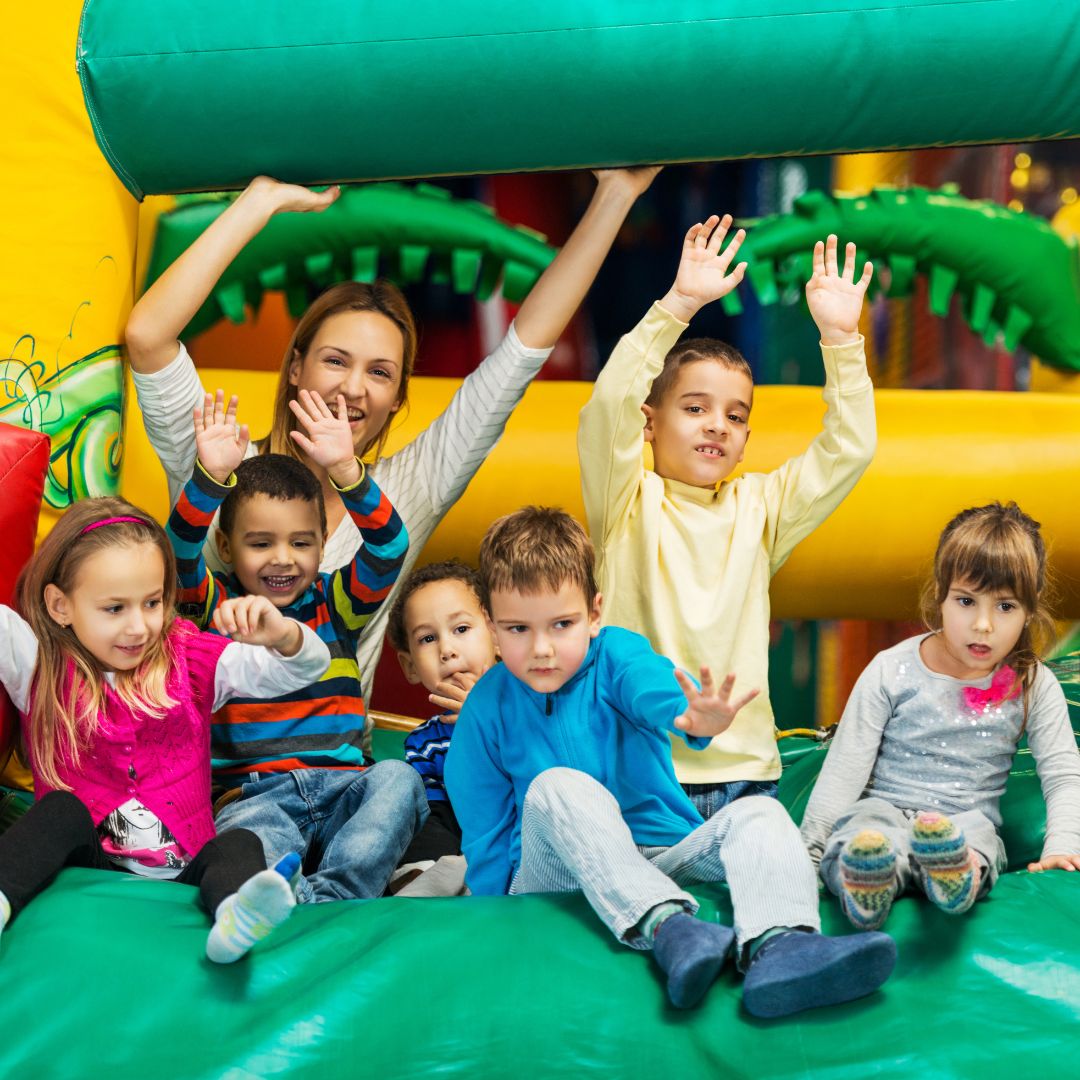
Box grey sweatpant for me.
[509,767,821,952]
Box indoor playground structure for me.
[2,2,1080,1076]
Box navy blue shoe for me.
[652,913,736,1009]
[742,929,896,1019]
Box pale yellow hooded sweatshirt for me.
[578,303,876,783]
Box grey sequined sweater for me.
[801,634,1080,864]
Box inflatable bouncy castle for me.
[2,2,1079,1075]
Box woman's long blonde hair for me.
[266,280,417,464]
[17,498,180,790]
[920,502,1054,714]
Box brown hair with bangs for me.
[478,507,598,613]
[644,337,753,409]
[267,280,417,464]
[920,501,1054,714]
[17,497,179,791]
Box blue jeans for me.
[214,761,427,903]
[682,780,779,821]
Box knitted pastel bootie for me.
[910,811,981,915]
[839,830,898,931]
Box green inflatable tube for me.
[78,1,1080,198]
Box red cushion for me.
[0,424,50,759]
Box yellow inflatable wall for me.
[123,372,1080,621]
[0,3,138,539]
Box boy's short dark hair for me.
[478,506,597,612]
[644,337,754,408]
[386,560,483,653]
[219,453,327,537]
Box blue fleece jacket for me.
[444,626,709,896]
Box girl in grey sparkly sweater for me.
[801,502,1080,930]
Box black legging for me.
[0,790,265,924]
[399,800,462,865]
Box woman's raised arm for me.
[125,177,340,373]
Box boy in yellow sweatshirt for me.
[578,214,875,817]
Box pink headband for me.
[80,516,148,535]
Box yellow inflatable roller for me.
[122,371,1080,621]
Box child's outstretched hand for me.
[288,389,362,487]
[429,670,486,720]
[1027,853,1080,872]
[659,214,747,324]
[195,390,250,484]
[673,666,759,738]
[213,595,303,656]
[804,235,873,346]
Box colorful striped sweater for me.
[167,461,408,780]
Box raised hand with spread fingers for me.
[672,666,760,739]
[659,213,748,324]
[288,388,363,488]
[804,234,874,346]
[194,390,250,484]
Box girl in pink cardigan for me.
[0,498,331,963]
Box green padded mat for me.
[2,733,1078,1077]
[2,866,1078,1078]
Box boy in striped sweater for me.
[166,388,426,903]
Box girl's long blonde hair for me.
[266,280,417,464]
[920,501,1054,715]
[17,498,180,790]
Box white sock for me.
[206,862,297,965]
[0,890,10,944]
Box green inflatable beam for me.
[78,1,1080,198]
[723,187,1080,373]
[144,184,556,339]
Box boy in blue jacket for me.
[444,506,895,1016]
